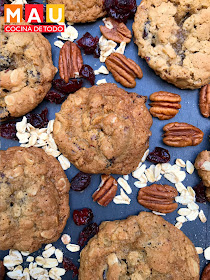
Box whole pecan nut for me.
[105,53,143,88]
[59,41,83,83]
[137,184,178,213]
[92,175,117,206]
[199,84,210,118]
[163,122,204,147]
[100,17,132,43]
[149,91,181,120]
[0,260,5,280]
[201,263,210,280]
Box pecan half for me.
[149,91,181,120]
[137,184,178,213]
[105,53,143,88]
[100,17,132,43]
[0,260,5,280]
[201,263,210,280]
[163,122,204,147]
[199,84,210,118]
[59,41,83,83]
[92,175,117,206]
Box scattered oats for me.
[139,173,148,184]
[141,149,149,163]
[94,65,109,75]
[42,258,58,269]
[4,250,23,268]
[187,187,195,199]
[23,268,30,280]
[61,234,71,245]
[164,173,178,184]
[186,210,199,221]
[175,221,183,229]
[21,251,30,257]
[66,244,80,252]
[199,210,207,223]
[176,158,186,168]
[35,256,46,266]
[16,132,30,143]
[55,249,63,263]
[103,18,113,29]
[174,170,186,182]
[58,155,71,170]
[49,267,65,280]
[168,164,181,172]
[152,211,166,216]
[154,164,161,180]
[11,0,27,4]
[117,177,132,194]
[176,216,187,223]
[187,201,199,210]
[132,164,146,180]
[196,247,203,254]
[175,182,186,193]
[47,120,54,134]
[39,133,48,141]
[136,161,142,169]
[115,42,126,54]
[204,247,210,260]
[186,160,194,174]
[161,163,172,172]
[58,26,78,41]
[47,135,58,150]
[29,262,37,270]
[120,188,131,203]
[96,78,107,85]
[26,256,34,262]
[175,195,193,206]
[54,40,64,48]
[45,244,52,251]
[42,246,55,258]
[7,267,24,280]
[134,181,147,188]
[42,146,61,158]
[16,116,27,133]
[177,208,192,216]
[113,195,130,205]
[29,267,47,279]
[123,174,129,180]
[67,22,74,25]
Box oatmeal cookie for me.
[0,18,57,119]
[195,150,210,201]
[53,83,152,174]
[133,0,210,89]
[79,212,200,280]
[47,0,106,23]
[0,147,70,252]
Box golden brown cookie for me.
[0,147,70,253]
[79,212,200,280]
[0,18,57,119]
[47,0,106,23]
[194,150,210,201]
[133,0,210,89]
[53,83,152,174]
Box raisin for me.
[79,64,95,86]
[71,172,91,192]
[78,223,99,247]
[63,257,78,278]
[73,208,94,226]
[0,122,17,140]
[45,90,66,104]
[77,32,99,55]
[146,147,170,164]
[52,79,83,94]
[94,43,100,58]
[26,108,49,128]
[193,182,207,203]
[104,0,137,23]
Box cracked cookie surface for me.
[47,0,106,23]
[79,212,200,280]
[53,83,152,174]
[0,147,70,252]
[0,18,57,119]
[133,0,210,89]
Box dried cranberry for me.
[26,108,49,128]
[73,208,94,226]
[63,257,78,278]
[77,32,99,55]
[193,182,207,203]
[79,64,95,86]
[94,43,100,58]
[146,147,170,164]
[52,79,83,94]
[104,0,137,23]
[78,223,99,247]
[71,172,91,192]
[0,122,17,140]
[45,90,66,104]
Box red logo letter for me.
[25,4,43,23]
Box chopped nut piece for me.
[195,247,203,254]
[117,177,132,194]
[199,84,210,118]
[66,244,80,252]
[199,210,207,223]
[186,160,194,174]
[204,247,210,260]
[61,234,71,245]
[96,79,107,85]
